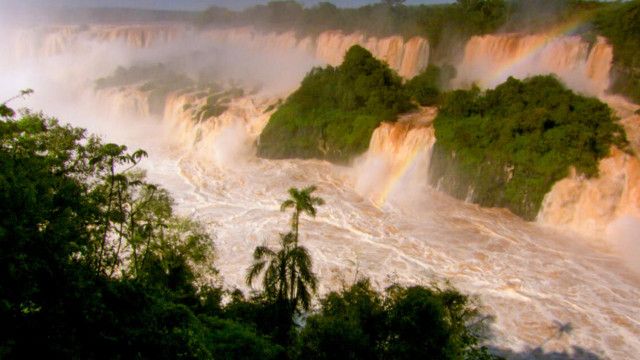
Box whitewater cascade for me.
[95,86,153,120]
[202,27,431,78]
[455,34,613,97]
[354,108,437,205]
[11,24,187,58]
[12,25,430,79]
[315,31,430,78]
[162,91,275,167]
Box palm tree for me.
[246,232,317,313]
[280,185,325,242]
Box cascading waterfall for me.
[11,24,187,58]
[162,91,274,167]
[454,32,640,240]
[315,31,430,78]
[12,24,430,79]
[455,34,613,96]
[353,108,437,206]
[16,23,640,242]
[4,23,640,359]
[95,86,153,119]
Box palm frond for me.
[296,277,313,311]
[264,260,281,298]
[280,199,295,212]
[246,260,267,286]
[280,232,296,247]
[252,245,276,260]
[302,185,317,195]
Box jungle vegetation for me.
[257,45,414,162]
[0,97,496,359]
[429,75,628,220]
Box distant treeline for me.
[195,1,603,50]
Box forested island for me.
[429,76,628,220]
[258,46,414,162]
[258,42,628,220]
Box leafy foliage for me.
[258,45,413,162]
[405,64,456,106]
[295,280,497,360]
[0,104,271,358]
[280,185,324,240]
[429,76,628,220]
[1,99,497,358]
[594,0,640,103]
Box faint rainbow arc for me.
[483,15,593,87]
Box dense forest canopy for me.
[258,45,414,162]
[594,0,640,103]
[429,76,629,220]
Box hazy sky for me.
[1,0,454,11]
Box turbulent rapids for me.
[3,23,640,359]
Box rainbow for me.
[482,14,595,87]
[373,15,596,206]
[372,147,425,206]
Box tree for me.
[405,64,456,106]
[258,45,414,162]
[246,232,318,343]
[295,279,386,360]
[280,185,324,242]
[246,233,317,311]
[0,100,220,357]
[295,280,496,360]
[246,186,324,343]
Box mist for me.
[1,22,320,153]
[606,215,640,275]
